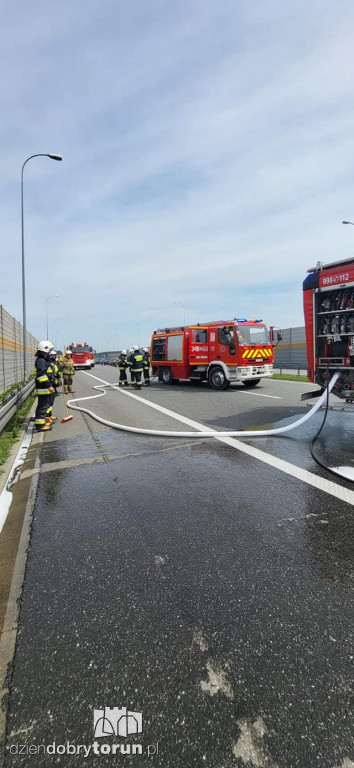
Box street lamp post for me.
[46,295,59,339]
[51,319,61,348]
[21,153,62,380]
[342,220,354,226]
[174,302,186,326]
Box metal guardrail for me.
[0,379,35,434]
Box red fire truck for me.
[151,319,280,390]
[67,343,95,369]
[303,257,354,399]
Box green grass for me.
[0,395,36,469]
[272,373,309,382]
[0,381,25,405]
[0,374,35,405]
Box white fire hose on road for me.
[67,372,339,438]
[66,372,354,483]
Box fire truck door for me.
[189,328,209,364]
[214,325,236,361]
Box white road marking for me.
[82,372,354,507]
[239,391,281,399]
[330,466,354,481]
[0,423,35,534]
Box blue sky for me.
[1,0,354,351]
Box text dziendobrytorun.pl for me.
[9,741,160,757]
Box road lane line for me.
[239,392,281,399]
[82,372,354,507]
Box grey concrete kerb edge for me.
[0,431,43,767]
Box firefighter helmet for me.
[37,340,53,353]
[121,349,127,355]
[133,345,139,351]
[143,347,148,352]
[66,349,73,355]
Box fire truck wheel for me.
[243,379,260,387]
[208,366,229,390]
[162,367,174,385]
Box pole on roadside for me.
[21,153,62,379]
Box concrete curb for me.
[0,430,43,767]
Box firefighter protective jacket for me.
[47,361,55,386]
[118,354,128,370]
[143,352,150,370]
[52,361,62,386]
[61,355,76,376]
[35,354,52,395]
[130,351,143,372]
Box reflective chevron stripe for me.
[242,348,272,359]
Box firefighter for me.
[130,345,143,389]
[118,349,129,387]
[45,350,58,422]
[127,348,134,383]
[49,350,62,393]
[62,349,76,393]
[34,341,55,431]
[142,347,151,386]
[46,350,62,423]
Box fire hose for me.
[66,371,353,483]
[67,371,338,438]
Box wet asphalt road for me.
[4,368,354,768]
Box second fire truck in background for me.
[67,343,95,369]
[151,319,281,390]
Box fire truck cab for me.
[68,343,95,369]
[151,319,276,390]
[303,257,354,399]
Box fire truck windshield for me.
[235,325,269,346]
[71,345,91,353]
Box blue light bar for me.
[234,317,247,322]
[255,319,263,322]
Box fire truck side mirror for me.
[270,326,283,345]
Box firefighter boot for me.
[36,424,51,432]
